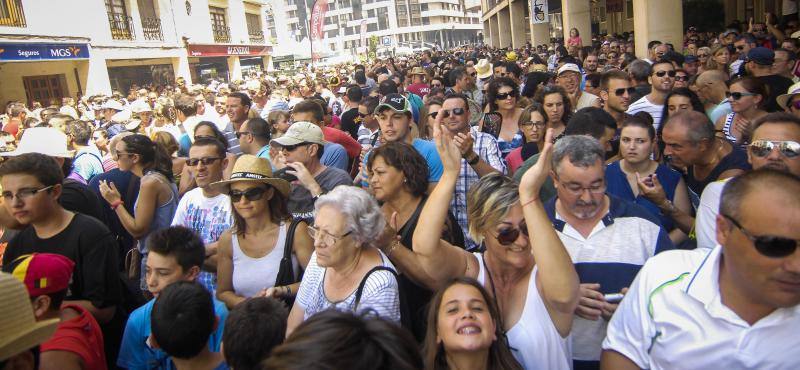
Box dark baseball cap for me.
[374,93,411,115]
[747,47,775,65]
[684,55,698,64]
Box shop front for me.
[0,42,90,107]
[187,44,272,84]
[106,58,176,93]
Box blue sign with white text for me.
[0,43,90,61]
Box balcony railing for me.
[0,0,26,27]
[108,12,135,40]
[248,28,265,43]
[212,24,230,43]
[141,17,163,41]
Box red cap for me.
[8,253,75,296]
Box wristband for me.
[467,152,479,166]
[110,200,124,210]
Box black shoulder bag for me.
[274,218,305,306]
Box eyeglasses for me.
[307,225,352,245]
[697,53,709,58]
[431,84,442,88]
[186,157,223,166]
[674,75,689,82]
[496,91,517,100]
[749,140,800,158]
[116,151,135,158]
[92,135,104,140]
[790,100,800,110]
[439,108,466,119]
[726,91,759,100]
[280,142,310,152]
[519,120,546,129]
[613,87,637,97]
[357,112,368,118]
[561,181,606,196]
[654,70,677,78]
[494,220,528,246]
[235,131,253,139]
[229,187,267,202]
[2,185,55,202]
[722,214,799,258]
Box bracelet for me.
[110,200,124,210]
[520,197,539,208]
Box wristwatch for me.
[466,151,479,166]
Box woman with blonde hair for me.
[705,45,730,75]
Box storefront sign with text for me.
[188,44,272,57]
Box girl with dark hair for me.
[659,87,706,127]
[714,76,768,146]
[520,72,551,99]
[99,134,179,290]
[423,277,523,370]
[367,141,464,341]
[505,102,546,175]
[486,77,524,157]
[533,85,572,139]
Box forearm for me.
[203,242,219,271]
[217,290,247,309]
[384,241,439,290]
[469,158,500,177]
[413,172,458,255]
[658,201,694,234]
[522,201,579,311]
[115,205,148,238]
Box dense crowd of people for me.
[0,13,799,370]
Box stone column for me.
[228,56,243,81]
[633,0,683,59]
[562,0,591,46]
[172,54,193,85]
[530,22,549,46]
[498,7,512,48]
[509,0,527,48]
[490,14,500,47]
[84,52,112,96]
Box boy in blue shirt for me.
[117,226,228,370]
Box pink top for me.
[506,147,524,175]
[567,36,582,47]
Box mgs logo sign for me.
[0,43,90,61]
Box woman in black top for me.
[367,141,464,341]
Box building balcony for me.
[248,29,265,43]
[141,17,163,41]
[0,0,26,27]
[421,9,464,17]
[212,24,231,43]
[108,12,135,40]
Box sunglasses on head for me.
[495,220,528,245]
[726,91,759,100]
[496,91,517,100]
[654,70,677,78]
[439,107,466,118]
[722,214,799,258]
[229,187,267,202]
[749,140,800,158]
[614,87,637,97]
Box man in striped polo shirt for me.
[544,135,674,370]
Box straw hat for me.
[475,59,493,79]
[0,127,73,158]
[777,81,800,111]
[0,272,59,361]
[211,154,290,196]
[410,66,426,76]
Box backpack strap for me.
[274,218,305,287]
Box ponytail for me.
[152,140,174,181]
[122,134,175,181]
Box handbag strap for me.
[354,266,398,310]
[274,218,304,287]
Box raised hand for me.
[432,108,462,176]
[635,172,668,206]
[98,180,122,204]
[519,128,555,203]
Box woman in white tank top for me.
[384,124,579,370]
[213,155,314,309]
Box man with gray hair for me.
[626,60,652,104]
[544,135,673,369]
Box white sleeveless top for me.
[232,223,298,298]
[474,253,573,370]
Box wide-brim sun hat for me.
[475,59,493,79]
[777,81,800,110]
[211,154,290,196]
[0,273,59,362]
[0,127,73,157]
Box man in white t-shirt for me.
[694,112,800,249]
[601,169,800,370]
[626,61,675,129]
[171,137,234,294]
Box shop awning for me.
[0,42,89,61]
[187,44,272,57]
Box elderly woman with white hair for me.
[286,185,401,336]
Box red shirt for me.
[2,119,19,137]
[41,304,107,370]
[407,83,430,97]
[322,126,361,160]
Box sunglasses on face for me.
[235,131,252,139]
[722,214,799,258]
[469,72,477,77]
[496,91,517,100]
[736,45,746,50]
[749,140,800,158]
[697,54,709,58]
[186,157,223,166]
[229,187,267,202]
[614,87,637,96]
[726,91,759,100]
[439,107,466,119]
[495,220,529,246]
[789,100,800,110]
[431,83,442,88]
[357,112,368,118]
[281,142,310,152]
[674,75,689,82]
[654,70,677,78]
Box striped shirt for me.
[626,96,664,129]
[296,251,400,323]
[223,122,243,156]
[545,195,673,367]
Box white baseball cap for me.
[0,127,73,158]
[557,63,582,76]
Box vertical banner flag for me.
[359,19,368,51]
[531,0,548,24]
[310,0,328,60]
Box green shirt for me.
[512,153,558,202]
